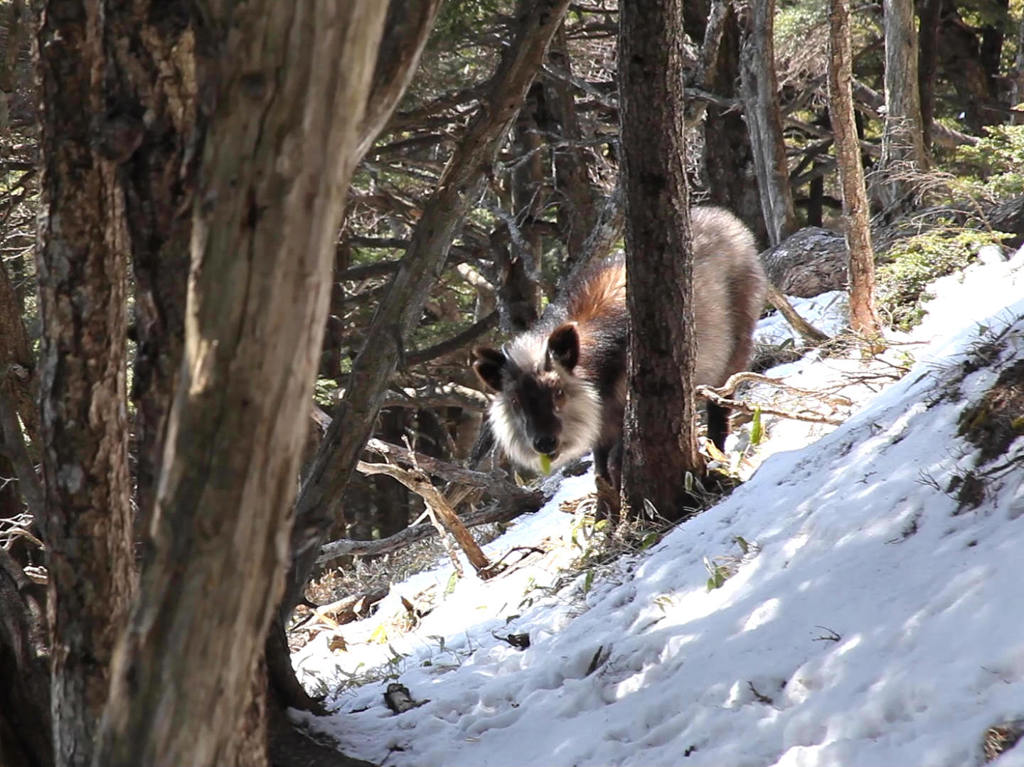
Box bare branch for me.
[381,382,490,412]
[764,282,831,344]
[698,386,846,426]
[699,371,853,406]
[404,311,499,367]
[316,494,544,562]
[355,459,492,576]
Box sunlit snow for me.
[292,244,1024,767]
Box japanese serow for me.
[473,206,767,488]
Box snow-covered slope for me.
[294,248,1024,767]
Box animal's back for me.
[561,259,629,406]
[691,206,767,387]
[562,206,765,391]
[566,260,626,327]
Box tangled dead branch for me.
[698,370,853,427]
[316,439,545,574]
[355,458,492,577]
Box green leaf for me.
[539,453,552,475]
[640,531,661,550]
[750,406,763,445]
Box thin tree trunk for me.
[619,0,703,520]
[35,4,135,765]
[1011,9,1024,126]
[0,0,26,135]
[917,0,941,149]
[94,5,387,766]
[505,82,545,330]
[544,25,598,270]
[828,0,880,337]
[0,257,38,449]
[738,0,796,246]
[878,0,929,211]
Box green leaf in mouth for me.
[539,453,553,475]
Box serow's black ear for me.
[547,323,580,372]
[472,347,506,392]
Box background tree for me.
[699,0,765,242]
[1013,9,1024,125]
[827,0,880,337]
[738,0,797,245]
[619,0,703,519]
[877,0,929,211]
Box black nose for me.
[533,436,557,455]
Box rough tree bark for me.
[737,0,797,246]
[35,4,135,765]
[103,1,198,523]
[93,5,388,767]
[282,0,573,623]
[827,0,880,336]
[878,0,929,211]
[354,0,444,162]
[619,0,704,520]
[0,250,45,767]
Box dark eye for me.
[554,386,565,401]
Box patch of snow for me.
[756,291,849,346]
[293,252,1024,767]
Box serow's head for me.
[473,323,597,473]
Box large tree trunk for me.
[619,0,703,520]
[878,0,929,212]
[282,0,573,624]
[93,5,388,766]
[738,0,796,246]
[35,4,135,765]
[827,0,879,337]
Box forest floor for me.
[291,244,1024,767]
